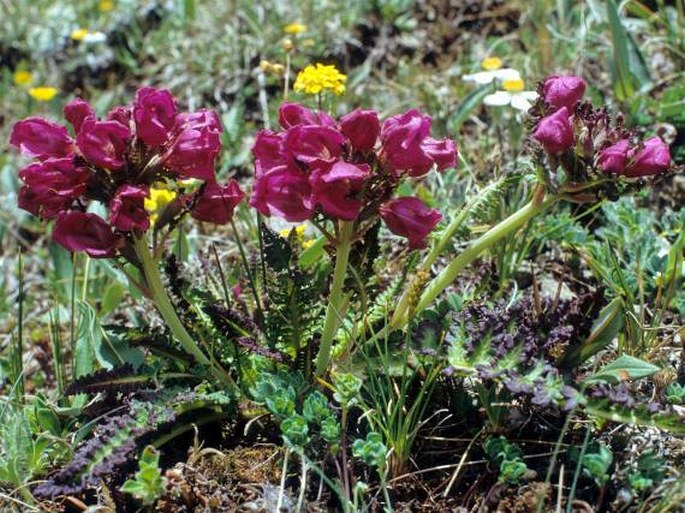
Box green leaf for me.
[451,84,493,131]
[607,0,652,101]
[74,302,98,379]
[101,282,126,317]
[560,297,625,368]
[586,355,660,384]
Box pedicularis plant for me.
[9,75,675,385]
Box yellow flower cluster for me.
[279,224,315,249]
[13,70,33,86]
[293,63,346,96]
[283,23,306,35]
[29,87,58,101]
[144,186,177,225]
[99,0,114,12]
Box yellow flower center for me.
[144,186,177,225]
[99,0,114,12]
[284,23,307,35]
[13,70,33,86]
[293,63,346,96]
[70,28,89,41]
[481,57,503,71]
[502,78,525,92]
[28,87,58,102]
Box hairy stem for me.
[315,221,355,376]
[390,189,558,329]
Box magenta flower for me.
[77,118,131,170]
[380,197,442,249]
[421,137,457,172]
[597,139,630,174]
[109,185,150,231]
[250,165,314,222]
[191,180,245,224]
[279,102,335,129]
[107,105,133,128]
[627,137,670,177]
[164,110,222,181]
[10,117,74,159]
[339,109,380,152]
[63,98,95,133]
[133,87,177,147]
[253,130,287,175]
[284,125,345,165]
[53,211,120,258]
[310,161,370,220]
[19,157,89,197]
[18,187,74,219]
[542,75,586,111]
[532,107,574,154]
[381,109,433,175]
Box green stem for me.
[132,237,234,389]
[390,192,559,330]
[315,221,354,376]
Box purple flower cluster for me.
[10,87,243,258]
[250,102,456,248]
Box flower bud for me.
[278,102,335,129]
[597,139,630,174]
[532,107,574,154]
[380,197,442,249]
[627,137,670,177]
[542,75,586,111]
[63,98,95,133]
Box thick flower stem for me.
[315,221,355,376]
[390,190,559,330]
[133,237,235,390]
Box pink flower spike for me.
[542,75,586,111]
[109,185,150,232]
[77,118,131,170]
[249,165,314,222]
[339,109,380,152]
[380,196,442,249]
[53,211,120,258]
[627,137,671,177]
[9,117,74,160]
[532,107,574,154]
[310,161,370,220]
[63,98,96,133]
[133,86,177,147]
[191,180,245,224]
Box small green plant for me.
[582,443,613,504]
[120,446,167,506]
[484,436,529,485]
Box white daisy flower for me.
[463,56,522,85]
[483,77,538,111]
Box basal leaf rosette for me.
[529,75,674,200]
[10,87,244,259]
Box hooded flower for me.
[542,75,586,111]
[10,117,74,159]
[283,125,345,165]
[63,98,96,133]
[250,165,314,222]
[627,137,670,177]
[380,197,442,249]
[532,107,574,154]
[310,161,370,220]
[77,118,131,170]
[279,102,334,129]
[53,211,119,258]
[133,87,177,147]
[109,185,150,231]
[597,139,630,174]
[164,110,222,181]
[191,180,244,224]
[339,109,380,152]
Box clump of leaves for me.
[120,446,167,506]
[484,436,529,485]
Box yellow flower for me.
[280,224,307,239]
[481,56,503,71]
[70,28,89,41]
[502,77,525,92]
[293,63,346,96]
[13,70,33,86]
[284,23,307,34]
[28,87,58,102]
[99,0,114,12]
[144,186,177,225]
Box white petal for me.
[511,94,533,111]
[519,91,539,101]
[483,91,512,106]
[463,71,499,84]
[493,68,522,81]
